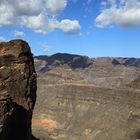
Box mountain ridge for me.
[34,53,140,71]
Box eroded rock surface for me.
[0,40,37,140]
[33,54,140,140]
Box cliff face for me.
[33,54,140,140]
[0,40,37,140]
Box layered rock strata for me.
[33,54,140,140]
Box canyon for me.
[33,53,140,140]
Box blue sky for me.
[0,0,140,57]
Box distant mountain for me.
[34,54,140,74]
[117,57,140,67]
[34,53,123,73]
[34,53,140,88]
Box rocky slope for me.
[33,53,140,140]
[34,54,140,88]
[117,57,140,67]
[0,40,37,140]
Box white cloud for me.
[14,30,25,38]
[0,0,81,35]
[59,19,81,34]
[21,14,53,34]
[45,0,67,15]
[95,0,140,28]
[0,37,7,42]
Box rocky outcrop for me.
[0,40,37,140]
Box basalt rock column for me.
[0,40,37,140]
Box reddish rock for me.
[0,40,37,140]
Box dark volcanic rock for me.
[0,40,37,140]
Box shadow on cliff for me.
[0,101,34,140]
[9,101,40,140]
[9,102,32,140]
[32,135,40,140]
